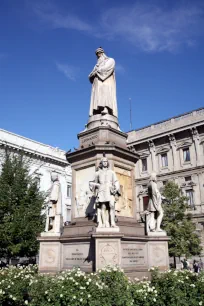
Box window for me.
[141,158,147,172]
[185,176,191,182]
[186,190,194,207]
[183,148,190,162]
[161,153,168,167]
[163,180,167,186]
[67,185,71,198]
[143,196,149,211]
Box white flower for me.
[190,284,195,288]
[60,294,63,297]
[25,301,28,305]
[88,294,91,298]
[199,302,202,306]
[80,298,83,302]
[153,298,156,302]
[73,296,76,299]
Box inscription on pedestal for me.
[81,134,98,144]
[121,243,147,267]
[62,244,93,269]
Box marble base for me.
[147,231,167,237]
[87,114,119,130]
[38,232,170,278]
[40,232,61,237]
[96,227,120,233]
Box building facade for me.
[0,129,72,223]
[127,108,204,256]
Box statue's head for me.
[51,172,59,182]
[95,47,104,59]
[150,172,157,182]
[99,153,109,169]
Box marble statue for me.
[89,154,120,228]
[146,173,165,233]
[45,172,62,234]
[89,47,118,118]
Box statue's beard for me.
[97,53,108,65]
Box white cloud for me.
[56,62,78,81]
[29,0,92,32]
[100,2,204,52]
[26,0,204,53]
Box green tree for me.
[162,181,202,267]
[0,153,45,262]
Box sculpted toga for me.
[89,47,117,117]
[89,154,120,228]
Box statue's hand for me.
[89,74,95,84]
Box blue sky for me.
[0,0,204,150]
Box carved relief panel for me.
[75,166,96,217]
[114,166,133,217]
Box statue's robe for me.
[89,56,118,117]
[147,181,162,212]
[49,180,62,216]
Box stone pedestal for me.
[38,123,170,278]
[38,232,169,277]
[93,233,123,270]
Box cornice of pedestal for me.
[66,144,139,164]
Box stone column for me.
[148,140,156,173]
[169,134,178,171]
[191,127,202,166]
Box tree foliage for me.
[0,153,45,260]
[162,181,202,259]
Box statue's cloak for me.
[89,57,118,117]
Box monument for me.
[38,47,169,277]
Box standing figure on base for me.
[45,172,62,234]
[89,154,120,228]
[89,47,118,118]
[146,173,166,233]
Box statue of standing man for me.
[89,47,118,118]
[89,154,120,229]
[146,173,166,234]
[45,172,62,234]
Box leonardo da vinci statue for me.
[89,47,118,118]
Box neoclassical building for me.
[0,129,72,223]
[127,107,204,256]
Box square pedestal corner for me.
[95,227,120,233]
[147,241,169,271]
[147,231,167,237]
[95,238,121,270]
[61,242,94,272]
[39,242,61,273]
[40,231,61,237]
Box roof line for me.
[0,128,66,153]
[126,107,204,133]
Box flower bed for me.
[0,265,203,306]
